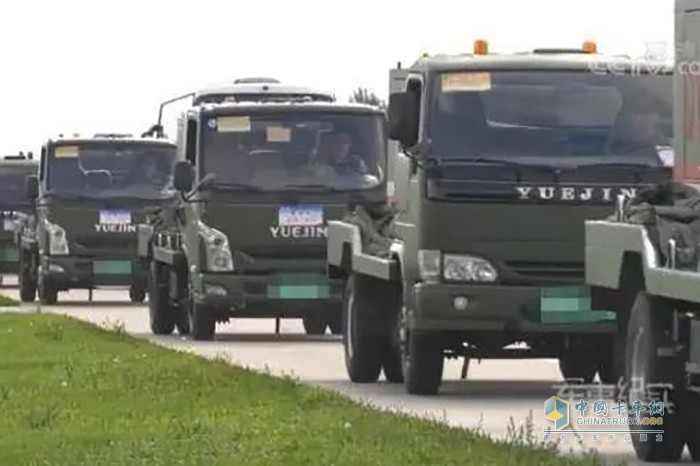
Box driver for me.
[319,132,367,176]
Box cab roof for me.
[193,80,335,105]
[407,51,674,74]
[46,133,176,147]
[193,100,384,116]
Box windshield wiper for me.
[284,183,340,191]
[436,157,560,174]
[572,162,662,169]
[208,182,263,192]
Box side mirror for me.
[26,175,39,202]
[173,161,193,192]
[387,92,419,148]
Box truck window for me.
[200,111,385,191]
[46,142,177,200]
[428,71,672,166]
[0,166,36,206]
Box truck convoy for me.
[582,0,700,462]
[327,41,674,394]
[137,79,386,339]
[0,153,38,284]
[16,134,177,304]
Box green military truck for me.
[16,134,177,304]
[0,153,38,284]
[582,0,700,461]
[137,79,386,339]
[326,41,674,395]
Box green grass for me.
[0,294,18,307]
[0,313,603,466]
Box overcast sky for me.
[0,0,673,155]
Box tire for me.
[302,315,327,335]
[343,274,383,383]
[129,285,146,304]
[148,261,175,335]
[559,349,598,384]
[38,272,58,305]
[18,250,36,302]
[597,336,625,386]
[327,308,343,335]
[626,291,686,463]
[189,302,216,341]
[382,348,403,383]
[400,305,444,395]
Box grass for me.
[0,313,604,466]
[0,294,18,307]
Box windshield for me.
[429,71,672,166]
[0,166,36,206]
[200,111,385,191]
[46,142,176,199]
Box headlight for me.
[443,254,498,282]
[418,249,441,281]
[45,220,69,255]
[197,221,233,272]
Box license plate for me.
[267,285,330,300]
[278,205,323,226]
[93,260,132,275]
[540,286,591,312]
[267,272,329,299]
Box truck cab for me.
[327,41,674,394]
[0,153,38,283]
[138,81,386,339]
[17,134,177,304]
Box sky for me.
[0,0,674,155]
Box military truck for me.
[0,153,38,284]
[326,41,674,395]
[137,79,386,339]
[582,0,700,461]
[16,134,177,304]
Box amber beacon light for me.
[473,39,489,55]
[582,41,597,53]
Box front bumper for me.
[410,282,617,334]
[41,255,148,289]
[194,271,344,318]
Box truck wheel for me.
[302,315,327,335]
[18,251,36,302]
[558,350,597,383]
[189,302,216,341]
[382,348,403,383]
[148,261,175,335]
[129,285,146,304]
[327,307,343,335]
[38,273,58,305]
[597,336,625,386]
[626,291,686,462]
[343,274,383,383]
[400,306,444,395]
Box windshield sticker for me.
[54,145,80,158]
[272,205,326,239]
[216,116,251,132]
[441,72,492,92]
[266,126,292,142]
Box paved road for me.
[1,279,697,466]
